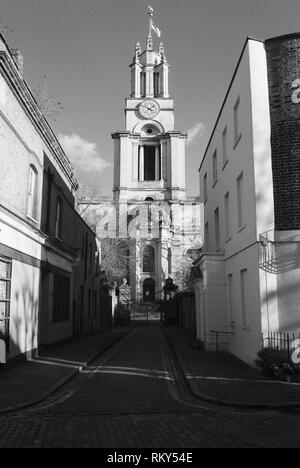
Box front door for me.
[143,278,155,302]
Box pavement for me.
[0,326,132,414]
[1,323,300,415]
[163,326,300,409]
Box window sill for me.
[237,225,246,234]
[222,159,229,171]
[233,133,242,150]
[26,215,39,225]
[242,325,251,332]
[55,236,63,243]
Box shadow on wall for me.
[260,240,300,274]
[261,241,300,333]
[275,243,300,273]
[9,263,39,361]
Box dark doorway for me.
[143,278,155,302]
[144,146,156,181]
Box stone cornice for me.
[0,50,79,191]
[112,131,145,140]
[111,131,131,139]
[167,131,188,139]
[112,131,187,140]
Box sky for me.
[1,0,300,197]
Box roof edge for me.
[198,36,265,173]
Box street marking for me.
[81,366,174,381]
[186,375,300,386]
[24,329,139,413]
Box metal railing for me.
[262,331,300,358]
[210,330,235,354]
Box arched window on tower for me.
[143,245,155,273]
[154,72,160,97]
[140,72,146,97]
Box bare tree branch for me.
[34,75,64,121]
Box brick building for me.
[0,33,103,363]
[196,33,300,365]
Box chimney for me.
[11,49,24,76]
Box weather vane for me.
[147,5,161,38]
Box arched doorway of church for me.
[143,278,155,302]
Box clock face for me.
[139,100,160,119]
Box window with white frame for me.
[224,192,231,240]
[212,150,218,185]
[205,222,209,251]
[55,197,63,239]
[203,172,208,202]
[227,274,234,323]
[233,96,241,146]
[222,126,228,166]
[214,207,220,251]
[240,269,248,326]
[27,164,38,221]
[236,172,245,229]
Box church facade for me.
[103,16,202,302]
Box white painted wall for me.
[193,254,228,350]
[274,231,300,333]
[9,260,40,359]
[0,53,76,358]
[198,39,276,365]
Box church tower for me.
[112,10,187,204]
[111,8,200,302]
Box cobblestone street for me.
[1,325,300,448]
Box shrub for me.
[256,348,298,379]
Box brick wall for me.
[266,34,300,230]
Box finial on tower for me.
[159,41,165,55]
[135,42,141,58]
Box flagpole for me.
[148,7,153,38]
